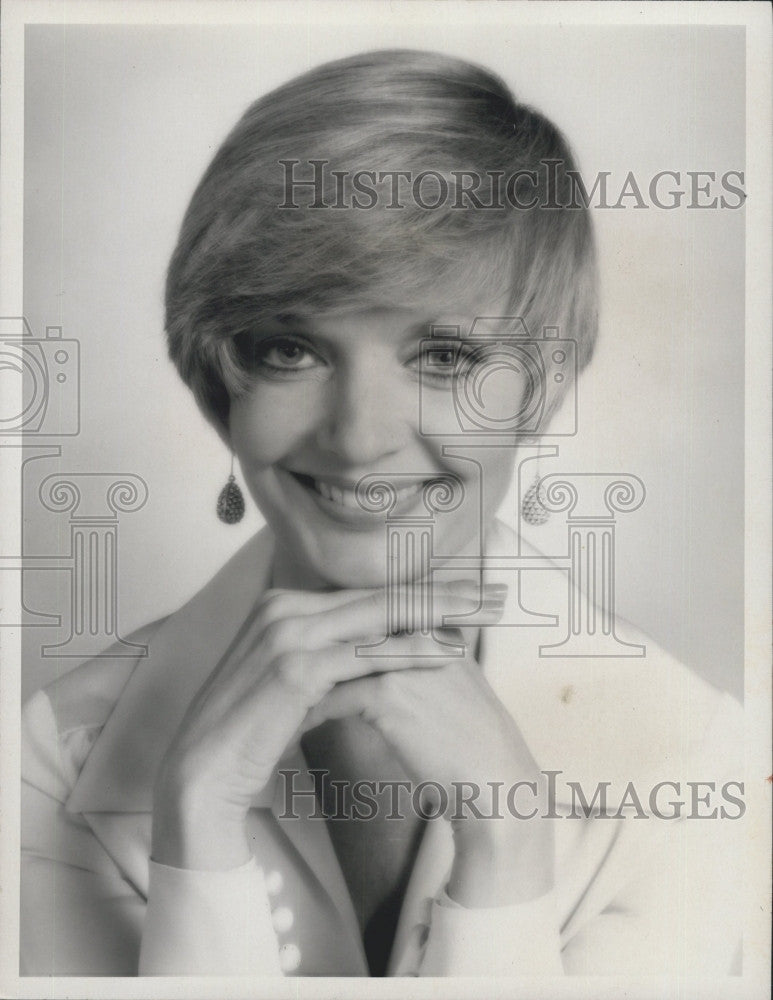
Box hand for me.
[305,636,556,906]
[151,580,505,871]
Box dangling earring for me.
[521,474,549,526]
[217,455,245,524]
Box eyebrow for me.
[240,314,313,340]
[246,312,470,347]
[404,320,439,340]
[269,312,313,331]
[269,313,439,340]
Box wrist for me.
[448,814,555,907]
[152,774,250,871]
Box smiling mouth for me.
[289,472,429,510]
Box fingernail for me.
[477,607,506,622]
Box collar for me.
[66,528,276,813]
[65,521,730,817]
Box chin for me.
[295,521,482,591]
[309,536,392,590]
[320,559,388,590]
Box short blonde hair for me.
[165,49,598,430]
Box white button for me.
[279,942,302,973]
[272,906,294,934]
[264,869,284,896]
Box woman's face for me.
[228,287,529,589]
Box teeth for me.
[312,479,423,508]
[313,480,360,508]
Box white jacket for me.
[21,522,745,978]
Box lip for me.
[282,469,437,529]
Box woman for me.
[21,49,744,978]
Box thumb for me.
[302,675,384,732]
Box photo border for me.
[1,3,770,998]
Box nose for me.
[316,361,410,465]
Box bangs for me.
[191,223,521,411]
[165,49,598,430]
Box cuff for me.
[419,888,564,976]
[139,857,282,975]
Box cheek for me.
[419,367,532,437]
[434,447,516,519]
[229,386,321,467]
[478,452,517,509]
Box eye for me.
[410,341,479,387]
[260,338,319,371]
[235,333,327,380]
[428,347,458,368]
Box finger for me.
[302,675,384,730]
[271,630,469,708]
[260,578,507,620]
[257,586,378,622]
[232,580,506,662]
[300,580,507,648]
[181,587,363,713]
[197,581,504,704]
[225,583,421,664]
[205,586,375,678]
[188,622,466,742]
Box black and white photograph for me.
[0,1,770,997]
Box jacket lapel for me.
[268,744,367,967]
[66,529,275,815]
[64,527,365,956]
[61,518,725,974]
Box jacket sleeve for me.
[21,689,144,975]
[139,858,281,974]
[414,814,743,978]
[415,691,746,978]
[418,888,565,975]
[21,689,282,976]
